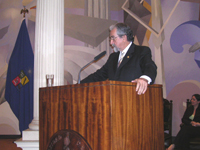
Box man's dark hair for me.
[109,23,134,42]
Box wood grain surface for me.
[39,80,164,150]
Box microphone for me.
[77,51,106,84]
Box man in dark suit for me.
[81,23,157,95]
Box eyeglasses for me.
[110,36,119,41]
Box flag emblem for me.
[12,70,29,89]
[12,76,20,86]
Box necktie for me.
[118,51,125,67]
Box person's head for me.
[109,23,134,52]
[191,94,200,107]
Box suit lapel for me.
[117,43,135,70]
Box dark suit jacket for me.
[182,104,200,125]
[81,43,157,84]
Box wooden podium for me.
[39,80,164,150]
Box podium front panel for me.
[39,80,164,150]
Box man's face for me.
[109,28,124,52]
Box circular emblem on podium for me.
[46,129,92,150]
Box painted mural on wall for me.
[0,0,200,136]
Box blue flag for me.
[5,19,34,133]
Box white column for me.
[30,0,64,130]
[15,0,64,149]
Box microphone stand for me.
[77,51,106,84]
[77,60,94,84]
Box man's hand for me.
[131,78,148,95]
